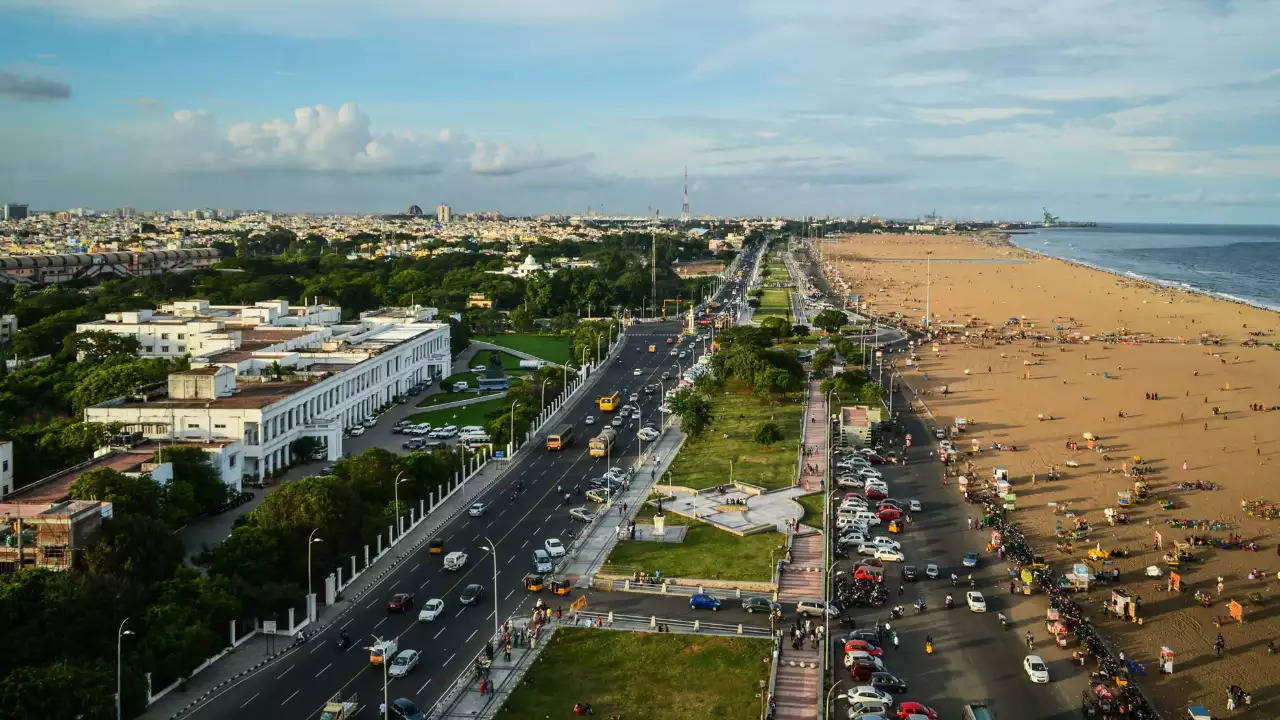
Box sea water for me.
[1012,223,1280,312]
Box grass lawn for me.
[795,492,826,526]
[756,288,793,320]
[602,520,784,582]
[666,387,801,491]
[409,395,509,427]
[477,334,571,365]
[416,390,502,408]
[495,628,771,720]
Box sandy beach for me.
[826,233,1280,714]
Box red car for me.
[854,565,885,582]
[864,453,886,464]
[849,659,877,681]
[386,592,415,613]
[878,507,902,521]
[897,702,939,719]
[865,487,888,501]
[843,639,884,657]
[666,337,674,344]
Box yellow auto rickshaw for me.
[522,573,545,592]
[1087,546,1112,561]
[429,538,444,555]
[887,519,903,533]
[549,576,572,595]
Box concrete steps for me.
[773,646,821,720]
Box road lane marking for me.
[239,693,259,709]
[366,600,378,610]
[275,666,293,680]
[506,555,515,564]
[281,690,299,705]
[444,652,457,666]
[314,662,331,678]
[340,618,354,630]
[520,540,528,548]
[373,617,386,629]
[505,589,515,599]
[411,563,420,572]
[310,640,323,654]
[420,579,430,589]
[434,627,446,639]
[466,628,478,643]
[417,677,432,694]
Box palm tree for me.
[268,361,284,380]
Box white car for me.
[1023,654,1050,683]
[629,393,639,402]
[658,404,671,413]
[569,507,597,523]
[638,428,659,441]
[585,415,595,425]
[349,426,366,436]
[633,368,643,375]
[871,537,901,551]
[925,564,940,579]
[418,598,444,622]
[856,543,880,557]
[611,417,623,427]
[845,686,893,705]
[544,538,565,558]
[363,417,378,428]
[908,499,922,512]
[443,551,468,571]
[873,548,905,562]
[966,591,987,612]
[388,649,420,677]
[468,502,487,517]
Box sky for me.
[1,0,1278,222]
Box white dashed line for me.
[373,617,386,629]
[411,563,420,572]
[281,690,299,705]
[444,652,457,666]
[314,663,331,678]
[434,626,446,639]
[417,677,432,694]
[505,589,515,599]
[466,628,478,643]
[239,693,259,709]
[275,666,293,680]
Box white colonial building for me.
[84,302,450,481]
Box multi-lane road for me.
[189,319,701,720]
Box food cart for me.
[993,466,1009,483]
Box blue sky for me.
[1,0,1278,222]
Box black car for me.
[742,596,781,614]
[389,697,426,720]
[460,583,484,606]
[903,565,918,582]
[870,672,908,694]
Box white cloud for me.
[468,141,591,176]
[914,107,1052,125]
[878,70,973,88]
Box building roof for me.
[105,380,317,410]
[4,450,155,504]
[0,500,108,519]
[173,366,226,376]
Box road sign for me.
[263,620,277,634]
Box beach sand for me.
[826,233,1280,714]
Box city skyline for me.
[1,1,1279,222]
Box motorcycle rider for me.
[1025,630,1034,649]
[945,594,954,609]
[998,612,1009,628]
[950,572,958,586]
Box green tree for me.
[790,324,810,338]
[667,387,713,438]
[752,421,783,445]
[82,514,184,585]
[69,467,165,517]
[812,348,835,376]
[158,446,231,516]
[0,661,115,720]
[759,316,790,342]
[448,315,473,356]
[65,330,142,364]
[508,305,536,333]
[812,309,848,335]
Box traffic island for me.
[602,511,785,583]
[494,627,772,720]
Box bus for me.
[546,425,575,451]
[588,427,618,458]
[598,391,621,412]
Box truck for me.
[369,638,397,667]
[546,425,574,451]
[320,693,358,720]
[588,427,618,458]
[518,359,547,370]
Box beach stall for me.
[993,466,1009,482]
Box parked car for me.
[690,593,722,611]
[350,426,366,436]
[459,583,484,606]
[869,672,908,694]
[874,548,905,563]
[846,686,893,705]
[895,702,938,719]
[742,596,781,614]
[569,507,597,523]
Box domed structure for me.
[406,204,424,216]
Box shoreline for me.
[990,230,1280,314]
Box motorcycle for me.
[915,598,927,614]
[336,633,351,650]
[1025,632,1035,649]
[944,595,954,609]
[563,493,571,503]
[925,636,934,654]
[998,613,1009,629]
[890,605,903,620]
[950,573,958,587]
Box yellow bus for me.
[598,391,621,411]
[588,427,618,457]
[546,425,575,451]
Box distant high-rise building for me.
[436,204,452,223]
[4,203,29,221]
[680,167,691,221]
[407,204,424,217]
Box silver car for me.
[388,649,420,677]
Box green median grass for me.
[756,287,793,320]
[795,492,826,526]
[666,386,802,491]
[494,628,771,720]
[416,390,502,408]
[410,395,510,427]
[601,519,784,582]
[477,334,571,365]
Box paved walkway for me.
[654,484,812,534]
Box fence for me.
[570,611,774,638]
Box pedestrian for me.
[379,702,387,716]
[892,631,899,650]
[967,517,973,530]
[898,584,905,597]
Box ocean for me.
[1010,223,1280,312]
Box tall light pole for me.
[824,678,844,719]
[924,250,932,330]
[372,635,390,720]
[509,401,521,455]
[116,618,135,720]
[480,536,501,640]
[307,527,324,603]
[540,377,552,411]
[391,473,410,539]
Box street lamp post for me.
[116,618,135,720]
[307,527,324,608]
[480,536,501,640]
[540,377,552,412]
[391,472,411,539]
[824,679,844,719]
[508,400,521,457]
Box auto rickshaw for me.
[549,576,572,595]
[888,519,903,533]
[1087,545,1112,561]
[522,573,545,592]
[428,538,444,555]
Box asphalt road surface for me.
[827,356,1087,718]
[188,318,703,720]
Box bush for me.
[752,421,783,445]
